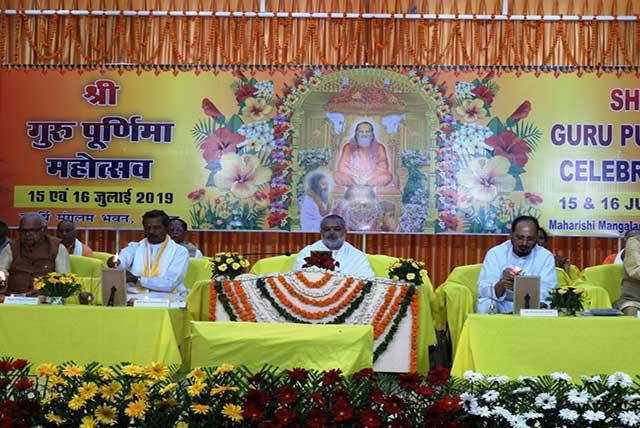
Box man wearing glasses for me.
[0,212,71,295]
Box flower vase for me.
[558,307,575,317]
[48,296,64,305]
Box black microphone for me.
[107,286,116,307]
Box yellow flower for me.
[557,288,567,295]
[187,381,206,397]
[213,363,235,376]
[222,403,244,421]
[47,375,68,388]
[127,382,148,399]
[95,405,117,425]
[218,264,228,272]
[211,385,239,396]
[124,400,148,419]
[68,394,86,410]
[241,97,273,121]
[241,259,250,268]
[232,262,240,270]
[80,416,98,428]
[226,258,234,264]
[62,364,85,378]
[455,98,488,122]
[98,367,116,380]
[45,412,65,426]
[406,273,416,280]
[33,280,44,290]
[159,382,178,395]
[121,364,145,376]
[411,262,419,269]
[225,252,232,257]
[176,422,189,428]
[100,382,122,402]
[37,363,58,377]
[157,398,179,408]
[145,362,169,380]
[190,403,211,415]
[78,382,98,399]
[187,368,206,382]
[214,256,222,263]
[392,275,400,281]
[41,392,60,405]
[420,269,428,277]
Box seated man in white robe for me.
[477,215,557,314]
[293,214,374,278]
[107,210,189,301]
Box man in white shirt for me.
[477,215,557,314]
[107,210,189,301]
[56,220,94,257]
[293,215,374,278]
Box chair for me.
[250,254,298,275]
[574,264,624,303]
[435,264,610,357]
[184,257,213,289]
[68,255,104,304]
[91,251,113,266]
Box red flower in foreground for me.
[509,100,532,122]
[332,399,353,422]
[246,388,269,405]
[352,368,374,380]
[383,395,406,415]
[322,369,343,385]
[427,366,451,386]
[0,361,13,374]
[11,359,28,371]
[275,385,300,405]
[398,372,421,390]
[243,403,264,421]
[287,368,309,383]
[13,378,34,391]
[305,408,328,428]
[471,85,495,105]
[275,407,297,425]
[486,130,531,168]
[359,409,382,427]
[370,388,386,405]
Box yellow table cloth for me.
[187,278,433,373]
[191,321,373,374]
[452,314,640,379]
[0,305,187,371]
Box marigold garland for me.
[371,287,397,338]
[373,286,416,362]
[373,287,409,340]
[232,280,257,322]
[294,271,332,288]
[273,275,355,307]
[214,280,238,322]
[410,290,420,372]
[208,280,217,321]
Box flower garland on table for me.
[266,277,365,321]
[410,290,420,372]
[372,286,408,340]
[214,280,238,321]
[294,271,332,288]
[373,286,416,362]
[255,278,373,326]
[208,280,217,321]
[274,275,355,307]
[371,286,398,337]
[218,280,257,322]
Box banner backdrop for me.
[1,68,639,236]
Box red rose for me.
[486,130,531,167]
[509,100,532,122]
[275,385,299,405]
[331,399,353,422]
[427,366,451,386]
[471,85,494,105]
[359,409,382,428]
[201,98,222,119]
[236,83,258,103]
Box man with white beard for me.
[299,172,332,232]
[334,121,393,188]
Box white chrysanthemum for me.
[507,415,529,428]
[583,410,606,422]
[550,372,572,382]
[470,405,491,418]
[486,375,510,384]
[608,372,633,388]
[591,391,609,402]
[619,411,640,426]
[522,411,543,420]
[566,388,590,405]
[482,390,500,402]
[581,375,602,383]
[492,406,513,419]
[513,387,532,394]
[559,409,579,421]
[459,392,478,411]
[625,394,640,402]
[517,376,535,382]
[463,370,484,383]
[534,393,557,410]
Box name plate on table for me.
[520,309,558,317]
[133,299,170,308]
[4,296,40,305]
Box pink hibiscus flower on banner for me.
[214,153,271,199]
[201,128,245,163]
[457,157,516,202]
[485,130,531,168]
[455,99,487,123]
